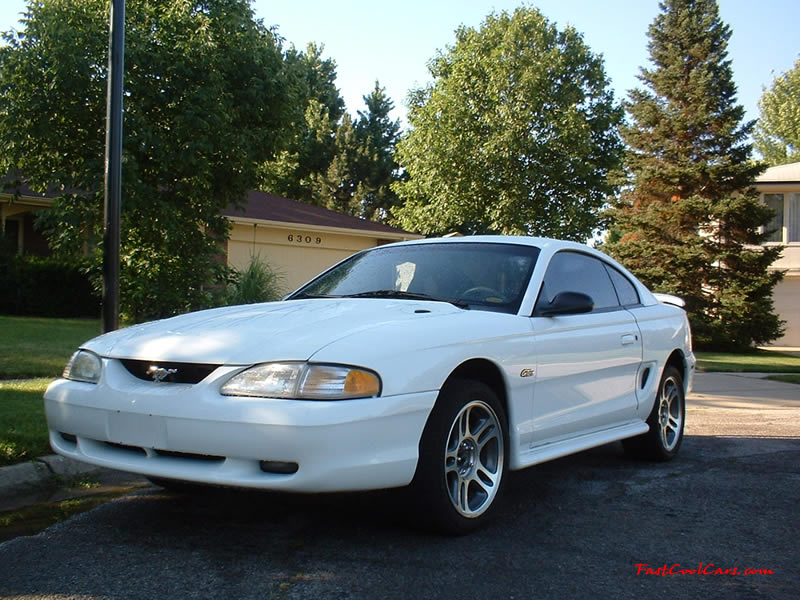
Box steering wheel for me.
[460,286,506,303]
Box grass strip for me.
[0,379,52,466]
[764,374,800,385]
[695,351,800,373]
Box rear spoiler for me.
[653,293,686,308]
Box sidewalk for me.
[0,454,148,513]
[689,371,800,408]
[759,346,800,358]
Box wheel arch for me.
[664,349,689,393]
[442,358,509,422]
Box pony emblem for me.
[148,365,178,383]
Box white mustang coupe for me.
[45,236,695,533]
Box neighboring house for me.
[0,180,53,256]
[755,161,800,347]
[222,191,421,291]
[1,181,421,292]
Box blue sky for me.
[1,0,798,126]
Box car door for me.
[530,251,643,446]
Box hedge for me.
[0,253,100,318]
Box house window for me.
[763,194,784,243]
[789,193,800,242]
[763,193,800,243]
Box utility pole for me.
[103,0,125,332]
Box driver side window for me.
[535,252,620,313]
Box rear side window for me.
[605,265,640,307]
[535,251,619,312]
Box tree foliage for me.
[755,58,800,166]
[259,43,345,204]
[305,82,402,220]
[0,0,291,322]
[354,83,402,221]
[604,0,783,350]
[392,7,623,239]
[261,70,402,223]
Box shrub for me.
[0,252,100,318]
[227,256,285,305]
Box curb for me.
[0,455,102,504]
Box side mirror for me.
[536,291,594,316]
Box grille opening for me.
[119,359,220,384]
[59,432,77,444]
[259,460,299,475]
[153,449,225,462]
[104,441,148,456]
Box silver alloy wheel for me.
[444,400,504,518]
[658,374,683,452]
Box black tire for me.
[410,378,508,535]
[623,366,685,461]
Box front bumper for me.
[44,359,438,492]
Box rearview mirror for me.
[536,291,594,316]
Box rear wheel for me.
[411,379,508,534]
[623,366,685,461]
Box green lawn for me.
[0,316,101,379]
[0,316,100,466]
[695,351,800,373]
[0,379,52,466]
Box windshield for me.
[289,242,540,314]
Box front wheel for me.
[623,366,685,461]
[411,379,508,534]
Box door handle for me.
[621,334,637,346]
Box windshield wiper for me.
[342,290,469,309]
[290,292,337,300]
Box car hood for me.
[82,299,464,365]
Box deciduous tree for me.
[755,58,800,166]
[259,43,345,205]
[0,0,290,321]
[392,7,623,239]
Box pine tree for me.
[605,0,784,350]
[308,113,362,215]
[354,83,402,222]
[301,82,402,222]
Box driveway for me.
[0,373,797,599]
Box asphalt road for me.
[0,373,797,599]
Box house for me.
[755,161,800,347]
[0,181,421,293]
[0,179,53,256]
[222,191,421,291]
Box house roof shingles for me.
[755,161,800,184]
[2,176,416,238]
[223,190,415,236]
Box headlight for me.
[220,362,381,400]
[63,350,102,384]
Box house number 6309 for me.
[288,234,322,244]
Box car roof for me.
[382,235,588,253]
